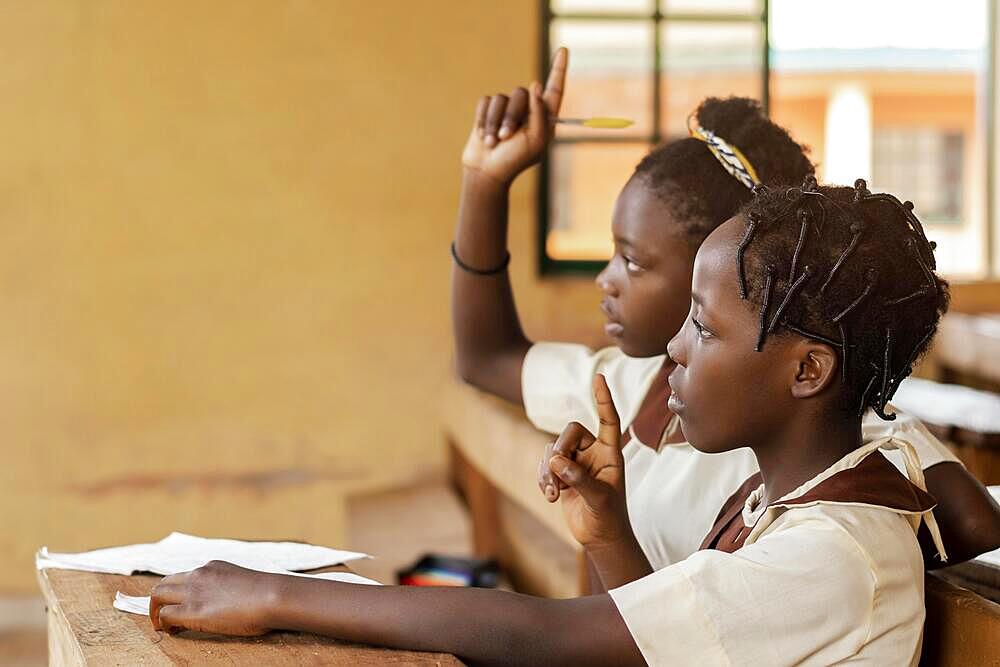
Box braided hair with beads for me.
[737,177,949,420]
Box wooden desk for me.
[935,312,1000,390]
[37,567,463,666]
[923,572,1000,666]
[935,558,1000,605]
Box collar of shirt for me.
[740,438,945,560]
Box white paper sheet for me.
[37,532,369,576]
[114,570,381,616]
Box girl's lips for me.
[600,300,624,337]
[667,372,684,412]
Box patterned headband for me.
[688,115,760,190]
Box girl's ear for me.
[789,341,839,399]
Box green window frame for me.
[537,0,771,275]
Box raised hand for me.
[461,47,567,186]
[540,374,631,550]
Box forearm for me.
[268,578,642,666]
[586,535,654,591]
[451,169,531,403]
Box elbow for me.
[960,495,1000,558]
[938,504,1000,566]
[978,504,1000,554]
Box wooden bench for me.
[892,377,1000,485]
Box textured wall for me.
[0,1,606,592]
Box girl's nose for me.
[666,329,686,367]
[596,263,618,296]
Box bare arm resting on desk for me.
[149,561,645,667]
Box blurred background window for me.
[541,0,767,271]
[541,0,993,278]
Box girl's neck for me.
[754,412,863,507]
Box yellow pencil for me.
[556,117,634,129]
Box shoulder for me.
[522,342,665,434]
[862,406,961,470]
[758,503,924,587]
[524,342,662,378]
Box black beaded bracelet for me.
[451,242,511,275]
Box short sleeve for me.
[863,406,961,472]
[521,342,664,435]
[609,515,878,666]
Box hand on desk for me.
[150,560,277,636]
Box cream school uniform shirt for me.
[609,441,931,666]
[522,342,961,570]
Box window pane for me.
[550,21,654,137]
[547,143,651,261]
[659,21,764,137]
[873,128,963,224]
[661,0,762,15]
[552,0,654,15]
[769,0,988,277]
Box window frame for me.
[537,0,771,275]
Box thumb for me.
[550,455,608,510]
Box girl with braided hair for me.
[148,181,952,666]
[540,180,957,664]
[454,48,999,573]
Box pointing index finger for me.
[593,374,621,449]
[543,47,568,115]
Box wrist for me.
[462,166,513,194]
[585,531,653,590]
[584,530,643,564]
[258,573,298,630]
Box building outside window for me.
[541,0,992,278]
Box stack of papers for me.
[114,570,380,616]
[37,532,369,576]
[38,532,378,617]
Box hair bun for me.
[694,97,814,190]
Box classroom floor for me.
[0,597,46,667]
[346,477,474,585]
[0,478,474,666]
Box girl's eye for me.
[692,318,713,339]
[625,257,642,273]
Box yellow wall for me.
[0,1,606,593]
